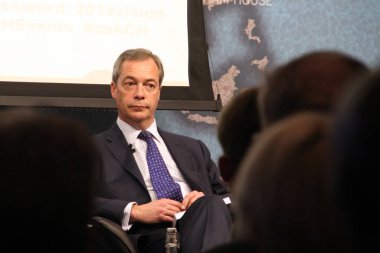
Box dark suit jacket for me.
[93,122,229,226]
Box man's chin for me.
[128,112,150,121]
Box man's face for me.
[111,58,161,130]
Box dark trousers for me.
[130,195,232,253]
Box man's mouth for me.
[129,105,148,109]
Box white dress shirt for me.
[116,117,192,230]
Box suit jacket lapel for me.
[159,129,203,190]
[104,123,146,188]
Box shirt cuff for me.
[121,202,137,231]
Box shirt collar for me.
[116,117,161,144]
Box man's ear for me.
[218,155,235,185]
[110,82,117,98]
[158,85,162,100]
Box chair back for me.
[87,216,138,253]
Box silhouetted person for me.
[203,87,262,253]
[234,112,346,253]
[217,86,262,188]
[0,109,99,253]
[332,68,380,253]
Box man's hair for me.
[112,48,164,85]
[260,50,369,127]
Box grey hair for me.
[112,48,164,85]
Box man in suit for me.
[93,48,232,253]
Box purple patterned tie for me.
[138,131,183,202]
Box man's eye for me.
[123,82,136,88]
[121,82,137,90]
[144,83,156,91]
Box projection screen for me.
[0,0,217,110]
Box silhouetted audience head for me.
[332,68,380,253]
[234,112,345,253]
[217,86,262,187]
[260,50,369,127]
[0,109,99,253]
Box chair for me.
[87,216,138,253]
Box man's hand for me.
[130,199,183,224]
[181,190,205,210]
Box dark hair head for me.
[261,50,369,127]
[0,109,99,252]
[235,112,343,252]
[332,68,380,251]
[217,86,262,167]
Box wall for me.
[156,0,380,163]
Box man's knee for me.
[184,195,232,221]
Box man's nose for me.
[134,83,145,97]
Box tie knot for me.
[138,131,152,141]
